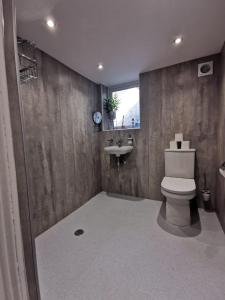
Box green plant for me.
[104,94,120,113]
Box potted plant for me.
[201,172,211,202]
[104,94,120,120]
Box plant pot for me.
[109,110,116,120]
[201,190,211,202]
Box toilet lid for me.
[161,177,196,195]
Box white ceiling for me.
[16,0,225,86]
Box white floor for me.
[36,192,225,300]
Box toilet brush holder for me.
[201,172,210,202]
[201,190,211,202]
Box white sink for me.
[104,145,133,157]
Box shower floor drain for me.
[74,229,84,236]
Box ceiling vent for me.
[198,61,213,77]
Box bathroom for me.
[1,0,225,299]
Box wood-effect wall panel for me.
[19,49,101,237]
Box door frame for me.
[0,0,30,299]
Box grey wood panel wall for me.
[216,44,225,232]
[101,55,220,208]
[19,49,102,237]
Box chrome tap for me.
[116,139,123,147]
[107,138,113,146]
[127,134,134,146]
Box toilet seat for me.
[161,177,196,195]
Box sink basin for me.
[104,145,133,157]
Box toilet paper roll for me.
[182,141,190,149]
[175,133,183,141]
[170,141,177,149]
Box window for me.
[104,82,140,130]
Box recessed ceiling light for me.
[46,18,55,29]
[173,36,183,46]
[97,63,104,70]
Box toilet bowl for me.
[161,177,196,226]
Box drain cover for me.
[74,229,84,236]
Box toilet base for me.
[166,197,190,226]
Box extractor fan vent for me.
[198,61,213,77]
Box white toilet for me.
[161,148,196,226]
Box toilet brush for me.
[201,173,211,202]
